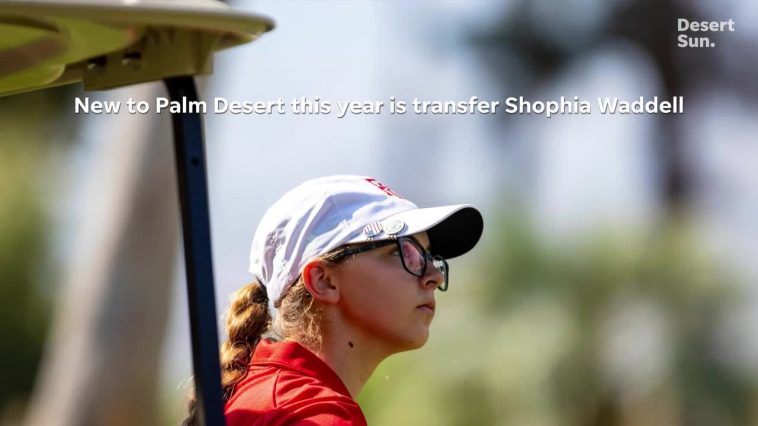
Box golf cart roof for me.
[0,0,274,96]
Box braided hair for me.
[182,249,345,425]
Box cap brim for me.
[383,204,484,259]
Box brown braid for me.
[181,249,346,425]
[182,281,271,426]
[220,281,271,399]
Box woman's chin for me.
[395,328,430,352]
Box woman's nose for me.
[421,258,444,290]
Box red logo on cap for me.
[365,178,403,198]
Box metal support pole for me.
[165,76,225,426]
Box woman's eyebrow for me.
[411,236,431,252]
[383,243,399,252]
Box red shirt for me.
[225,339,368,426]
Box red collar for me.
[251,339,353,398]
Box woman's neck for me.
[310,325,392,398]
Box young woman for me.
[184,175,483,425]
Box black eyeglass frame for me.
[333,235,450,291]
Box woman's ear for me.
[302,260,340,305]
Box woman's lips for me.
[417,303,435,314]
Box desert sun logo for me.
[677,18,735,48]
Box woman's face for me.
[329,232,445,354]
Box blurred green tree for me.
[0,87,76,423]
[360,212,755,426]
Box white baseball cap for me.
[249,175,484,309]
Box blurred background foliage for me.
[0,87,77,424]
[356,0,758,423]
[360,213,754,426]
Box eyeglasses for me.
[334,236,449,291]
